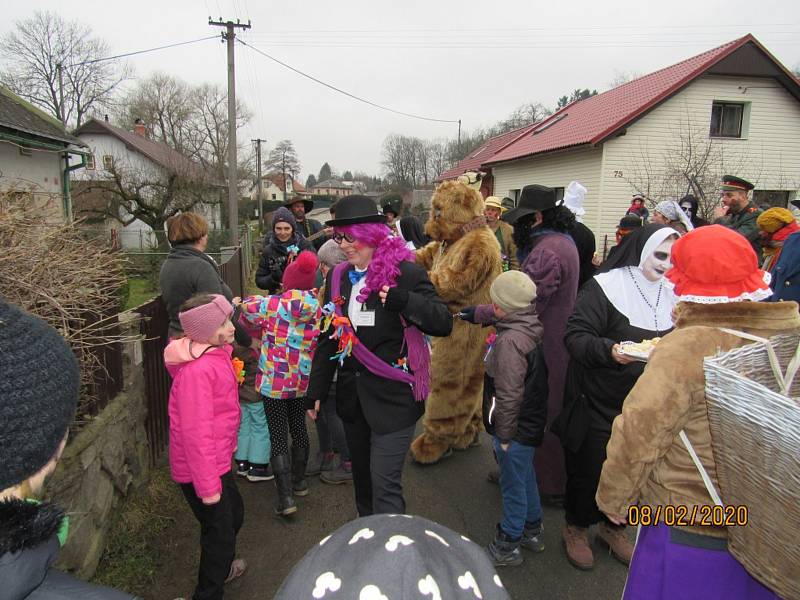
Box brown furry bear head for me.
[425,181,485,242]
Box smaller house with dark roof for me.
[439,34,800,251]
[0,85,88,221]
[72,117,223,249]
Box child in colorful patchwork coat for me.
[240,251,323,517]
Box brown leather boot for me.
[562,524,594,570]
[596,522,633,566]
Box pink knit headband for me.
[178,294,233,343]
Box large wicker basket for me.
[703,333,800,600]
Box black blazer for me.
[307,261,452,434]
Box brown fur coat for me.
[596,301,800,538]
[411,181,502,463]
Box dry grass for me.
[92,466,183,595]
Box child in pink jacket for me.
[164,292,245,599]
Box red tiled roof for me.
[263,173,306,193]
[485,34,786,166]
[75,118,221,185]
[436,124,535,181]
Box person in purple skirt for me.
[596,225,797,599]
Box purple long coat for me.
[522,233,579,496]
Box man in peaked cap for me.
[713,175,763,260]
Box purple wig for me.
[335,222,414,302]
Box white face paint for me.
[641,238,675,282]
[680,202,692,217]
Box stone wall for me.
[45,313,152,579]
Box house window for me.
[753,190,790,209]
[272,193,277,200]
[508,189,521,205]
[86,154,96,170]
[710,102,744,138]
[102,155,114,170]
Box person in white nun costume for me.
[555,224,680,571]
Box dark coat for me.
[769,230,800,303]
[254,233,313,293]
[559,278,670,449]
[482,305,548,446]
[714,201,763,261]
[569,221,597,287]
[307,261,452,434]
[297,217,326,250]
[0,499,137,600]
[159,245,233,337]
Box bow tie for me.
[349,270,367,285]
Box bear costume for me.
[411,181,502,464]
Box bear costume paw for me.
[410,434,453,465]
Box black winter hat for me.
[502,185,557,225]
[0,300,79,491]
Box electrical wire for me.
[67,35,220,67]
[237,38,459,124]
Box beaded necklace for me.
[626,266,664,335]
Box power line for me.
[237,38,459,124]
[67,35,220,67]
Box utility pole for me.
[252,138,265,234]
[458,119,462,156]
[209,17,251,247]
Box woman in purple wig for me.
[307,195,452,516]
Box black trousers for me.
[564,425,611,528]
[180,471,244,600]
[342,408,416,516]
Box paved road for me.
[153,427,629,599]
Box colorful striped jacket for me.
[241,290,322,399]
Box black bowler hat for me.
[721,175,754,192]
[501,185,557,225]
[325,195,387,226]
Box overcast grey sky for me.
[4,1,799,181]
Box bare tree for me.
[497,101,552,131]
[265,139,302,188]
[0,11,129,127]
[607,70,641,89]
[625,112,759,220]
[116,75,251,186]
[75,155,219,249]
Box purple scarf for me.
[331,262,430,401]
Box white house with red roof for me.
[250,173,309,203]
[72,117,223,249]
[440,34,800,250]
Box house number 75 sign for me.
[613,170,624,178]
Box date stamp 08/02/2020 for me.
[627,504,749,527]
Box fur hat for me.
[272,207,297,233]
[490,271,537,314]
[282,251,319,290]
[317,239,347,268]
[0,301,79,491]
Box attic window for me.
[102,155,114,170]
[533,113,567,135]
[710,102,745,138]
[86,154,96,170]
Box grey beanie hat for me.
[490,271,537,314]
[317,239,347,268]
[272,206,297,232]
[0,301,79,490]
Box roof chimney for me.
[133,118,147,137]
[104,114,109,122]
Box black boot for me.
[486,525,523,567]
[271,454,297,516]
[291,445,310,496]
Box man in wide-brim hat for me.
[285,196,326,250]
[484,196,518,271]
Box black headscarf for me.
[398,215,429,249]
[275,514,511,599]
[597,223,672,273]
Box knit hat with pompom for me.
[282,251,319,291]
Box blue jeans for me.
[493,437,543,539]
[235,402,271,464]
